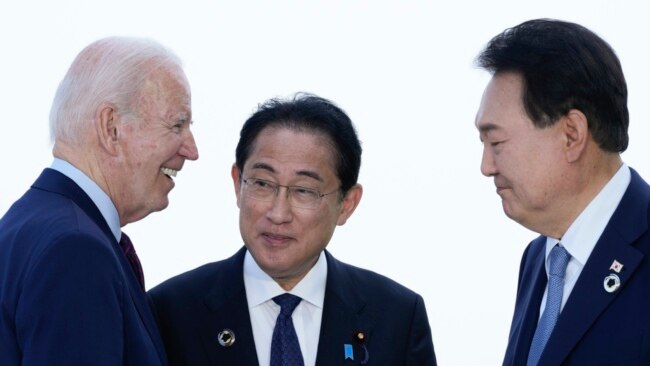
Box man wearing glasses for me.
[149,93,437,366]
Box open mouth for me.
[161,167,178,178]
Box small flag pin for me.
[609,260,624,273]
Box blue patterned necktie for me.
[527,244,571,366]
[271,293,304,366]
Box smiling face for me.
[232,126,361,290]
[115,66,199,224]
[476,72,569,232]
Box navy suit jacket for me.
[0,169,168,365]
[149,247,436,365]
[503,168,650,365]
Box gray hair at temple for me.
[49,37,183,143]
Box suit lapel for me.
[32,169,114,240]
[32,168,169,365]
[118,247,170,365]
[505,237,547,366]
[316,251,368,366]
[540,169,649,365]
[201,248,259,365]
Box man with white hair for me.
[0,37,198,365]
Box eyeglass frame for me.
[240,177,341,209]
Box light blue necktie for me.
[271,293,304,366]
[527,245,570,366]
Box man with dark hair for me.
[476,19,650,365]
[150,93,437,366]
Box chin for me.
[155,195,171,210]
[502,201,517,220]
[259,260,290,278]
[159,200,170,211]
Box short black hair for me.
[477,18,628,152]
[235,93,362,193]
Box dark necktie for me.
[271,293,304,366]
[527,244,571,365]
[119,232,145,291]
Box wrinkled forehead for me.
[141,65,189,97]
[134,66,191,114]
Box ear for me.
[336,184,363,226]
[231,163,243,208]
[562,109,589,163]
[95,103,120,156]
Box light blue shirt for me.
[50,158,121,242]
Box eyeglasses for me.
[242,177,340,209]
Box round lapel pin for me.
[218,329,236,347]
[603,273,621,293]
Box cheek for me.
[156,144,177,163]
[239,201,266,225]
[512,169,558,211]
[499,148,540,183]
[308,211,339,240]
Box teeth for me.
[161,167,178,177]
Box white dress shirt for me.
[244,250,327,366]
[50,158,121,241]
[539,164,631,316]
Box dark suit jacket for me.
[503,168,650,365]
[0,169,168,365]
[149,247,436,365]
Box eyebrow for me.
[250,162,324,182]
[295,170,324,182]
[177,113,192,123]
[477,122,502,135]
[251,162,275,173]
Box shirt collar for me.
[243,249,327,309]
[50,158,121,242]
[545,163,631,265]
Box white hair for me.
[49,37,183,143]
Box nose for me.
[266,187,293,224]
[480,144,497,177]
[180,129,199,161]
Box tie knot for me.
[119,233,134,254]
[549,245,570,278]
[273,293,302,316]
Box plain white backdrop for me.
[1,1,649,364]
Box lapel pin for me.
[603,273,621,293]
[217,329,235,347]
[344,344,354,360]
[353,330,369,365]
[354,330,366,344]
[609,260,624,273]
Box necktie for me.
[527,245,571,366]
[119,232,145,290]
[271,293,304,366]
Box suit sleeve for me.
[405,294,437,366]
[15,232,125,365]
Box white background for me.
[1,1,649,364]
